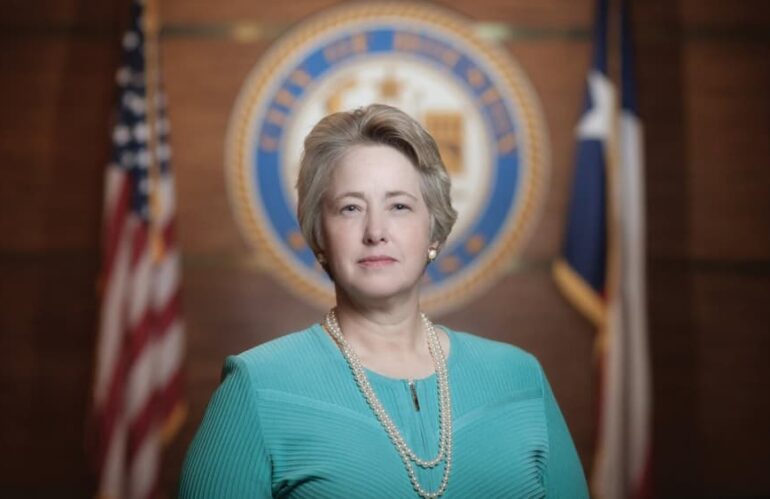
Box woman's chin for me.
[342,280,420,305]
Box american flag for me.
[91,0,186,497]
[553,0,652,497]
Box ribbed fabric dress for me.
[179,325,588,498]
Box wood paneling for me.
[0,37,116,251]
[1,0,769,497]
[680,0,770,28]
[0,254,99,496]
[0,3,119,496]
[160,0,592,27]
[2,0,125,28]
[636,2,690,261]
[501,39,591,260]
[684,41,770,260]
[647,262,702,494]
[162,38,271,255]
[694,270,770,494]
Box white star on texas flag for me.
[576,69,615,141]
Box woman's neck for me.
[335,291,424,349]
[330,287,451,380]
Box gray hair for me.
[296,104,458,256]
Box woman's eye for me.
[393,203,411,211]
[341,204,360,213]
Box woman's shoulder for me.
[223,324,331,388]
[447,328,538,362]
[445,327,544,378]
[237,324,323,360]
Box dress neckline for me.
[313,323,457,385]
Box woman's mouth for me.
[358,255,397,268]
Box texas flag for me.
[553,0,652,497]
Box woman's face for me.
[321,144,434,304]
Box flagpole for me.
[142,0,188,448]
[589,0,625,496]
[144,0,165,261]
[596,0,622,364]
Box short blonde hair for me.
[296,104,457,256]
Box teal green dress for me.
[180,325,589,498]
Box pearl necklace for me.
[323,309,453,499]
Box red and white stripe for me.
[592,90,652,499]
[93,170,185,499]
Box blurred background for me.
[1,0,768,497]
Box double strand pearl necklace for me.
[323,309,453,499]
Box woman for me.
[180,104,588,498]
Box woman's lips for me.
[358,255,397,267]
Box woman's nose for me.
[363,211,387,245]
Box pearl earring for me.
[427,248,438,262]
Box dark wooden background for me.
[1,0,768,497]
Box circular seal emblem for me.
[226,2,549,314]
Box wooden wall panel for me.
[499,39,591,261]
[161,0,591,28]
[647,264,701,494]
[161,0,341,25]
[2,0,125,27]
[693,271,770,495]
[680,0,770,28]
[0,38,111,251]
[684,41,770,260]
[436,0,592,27]
[0,255,99,496]
[162,38,271,255]
[1,4,120,496]
[2,0,769,497]
[636,8,690,262]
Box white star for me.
[123,92,146,116]
[115,66,131,86]
[136,149,151,168]
[119,151,134,168]
[133,123,149,143]
[156,117,170,135]
[113,125,130,145]
[576,69,616,141]
[157,143,172,162]
[123,31,139,50]
[138,177,150,195]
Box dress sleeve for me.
[179,356,272,498]
[537,362,590,498]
